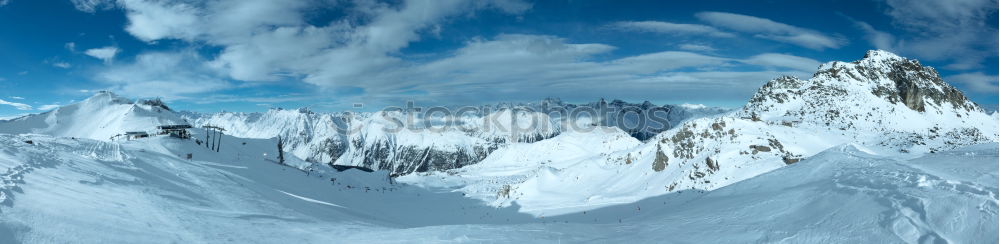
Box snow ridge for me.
[0,91,188,141]
[415,50,999,214]
[182,100,731,175]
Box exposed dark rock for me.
[652,144,669,172]
[138,98,172,111]
[346,137,499,175]
[883,59,979,113]
[782,156,801,165]
[330,165,374,172]
[705,157,719,172]
[767,139,784,152]
[750,145,771,152]
[669,126,698,159]
[497,185,512,199]
[711,121,725,131]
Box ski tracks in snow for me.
[0,137,63,208]
[1,137,132,209]
[79,140,129,163]
[831,158,998,243]
[276,189,345,208]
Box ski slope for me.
[393,50,998,216]
[0,131,995,243]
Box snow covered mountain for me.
[0,91,188,141]
[177,108,351,164]
[181,99,731,175]
[0,132,993,242]
[739,50,995,152]
[0,50,995,242]
[179,108,560,174]
[400,50,998,215]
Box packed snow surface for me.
[0,133,994,243]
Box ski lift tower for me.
[203,125,226,152]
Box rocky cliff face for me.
[181,108,352,163]
[330,109,556,175]
[738,50,995,151]
[466,50,998,209]
[647,50,998,192]
[530,98,732,140]
[184,100,730,175]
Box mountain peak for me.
[85,91,133,105]
[816,50,909,73]
[744,50,988,131]
[861,49,904,61]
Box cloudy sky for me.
[0,0,996,116]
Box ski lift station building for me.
[157,125,192,139]
[124,131,149,140]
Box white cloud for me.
[65,42,77,52]
[91,0,531,86]
[44,57,73,68]
[678,44,716,52]
[945,72,999,93]
[70,0,114,13]
[696,12,845,50]
[97,51,231,99]
[37,104,62,111]
[608,21,734,37]
[851,20,895,51]
[873,0,998,70]
[312,34,813,105]
[742,53,821,73]
[75,0,832,105]
[0,98,32,110]
[85,46,119,63]
[52,62,72,68]
[0,114,29,120]
[120,0,205,41]
[0,0,9,7]
[37,104,61,111]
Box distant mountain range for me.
[178,98,733,175]
[1,50,995,212]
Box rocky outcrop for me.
[858,51,979,113]
[738,50,996,153]
[652,144,668,172]
[185,99,730,175]
[630,49,997,194]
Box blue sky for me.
[0,0,996,116]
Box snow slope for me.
[0,92,188,141]
[179,108,352,164]
[399,50,999,215]
[0,134,994,243]
[0,50,994,242]
[182,108,562,174]
[181,99,731,175]
[0,132,537,243]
